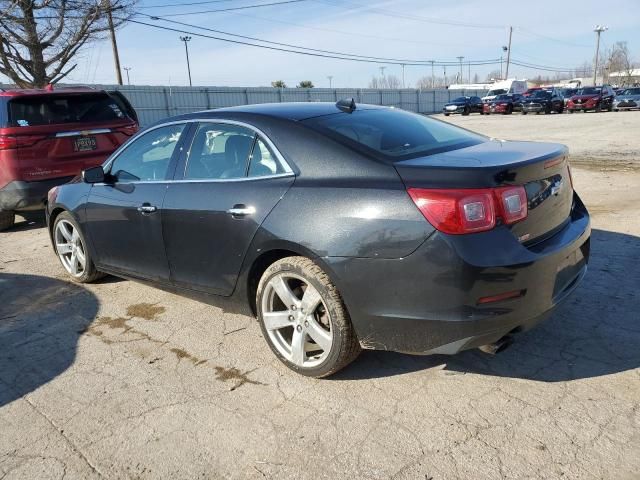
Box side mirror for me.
[82,166,105,184]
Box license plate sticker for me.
[73,136,97,152]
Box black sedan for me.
[442,96,484,116]
[46,101,590,378]
[521,89,564,114]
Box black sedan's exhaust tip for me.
[478,335,513,355]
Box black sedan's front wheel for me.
[53,212,104,283]
[257,257,360,378]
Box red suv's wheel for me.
[0,211,15,231]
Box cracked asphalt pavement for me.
[1,114,639,479]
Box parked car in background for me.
[0,87,138,230]
[442,96,484,116]
[613,87,640,111]
[559,88,578,106]
[46,101,590,377]
[482,93,523,114]
[522,87,544,98]
[521,89,564,114]
[481,79,528,102]
[567,85,615,113]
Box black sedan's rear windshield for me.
[7,93,129,127]
[302,108,486,160]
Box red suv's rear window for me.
[7,93,130,127]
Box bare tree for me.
[368,74,401,89]
[0,0,136,88]
[485,70,501,82]
[415,76,431,90]
[572,61,592,79]
[604,41,636,85]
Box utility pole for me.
[327,75,333,88]
[443,65,446,87]
[123,67,131,85]
[468,62,471,84]
[593,25,608,85]
[504,26,513,79]
[456,56,464,84]
[429,60,435,88]
[501,45,508,79]
[401,64,406,88]
[180,36,193,87]
[379,66,386,77]
[104,0,122,85]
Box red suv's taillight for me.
[0,135,17,150]
[408,186,528,235]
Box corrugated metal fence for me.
[96,85,488,126]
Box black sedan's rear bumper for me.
[326,193,590,354]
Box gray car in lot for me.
[613,87,640,111]
[46,101,590,378]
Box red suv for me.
[567,85,615,113]
[0,87,138,230]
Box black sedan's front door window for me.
[84,123,188,281]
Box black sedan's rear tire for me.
[444,113,450,116]
[52,211,104,283]
[462,106,470,116]
[0,211,15,231]
[256,256,361,378]
[522,111,528,115]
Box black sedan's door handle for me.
[137,204,157,214]
[227,204,255,218]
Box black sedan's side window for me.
[185,123,256,180]
[248,137,286,177]
[109,123,186,182]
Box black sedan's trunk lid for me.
[394,140,574,243]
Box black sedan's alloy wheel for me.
[257,257,360,377]
[53,212,104,283]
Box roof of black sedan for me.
[206,102,386,121]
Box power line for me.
[142,0,309,17]
[136,13,500,65]
[138,0,235,9]
[227,11,475,48]
[126,18,503,67]
[313,0,506,30]
[516,27,591,49]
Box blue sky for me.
[66,0,640,87]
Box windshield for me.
[622,88,640,95]
[495,95,511,101]
[487,89,507,96]
[302,108,486,160]
[532,91,552,99]
[578,87,602,95]
[7,93,129,127]
[452,97,469,102]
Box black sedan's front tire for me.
[256,256,360,378]
[52,212,104,283]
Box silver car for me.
[613,87,640,111]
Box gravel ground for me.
[1,114,639,479]
[440,109,640,169]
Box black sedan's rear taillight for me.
[408,186,528,235]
